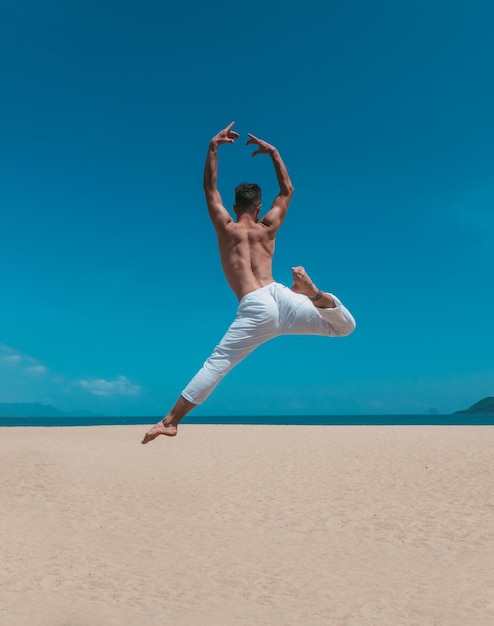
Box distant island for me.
[0,403,102,418]
[1,398,493,418]
[454,397,494,414]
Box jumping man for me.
[142,122,356,443]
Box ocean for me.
[1,414,494,427]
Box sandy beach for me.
[1,425,493,626]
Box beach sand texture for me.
[1,425,493,626]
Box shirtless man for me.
[141,122,356,443]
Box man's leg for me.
[179,288,279,405]
[141,395,196,444]
[141,287,280,444]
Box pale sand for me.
[1,426,494,626]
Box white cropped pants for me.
[182,282,356,405]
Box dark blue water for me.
[1,414,494,427]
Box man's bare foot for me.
[291,266,336,308]
[141,419,178,444]
[291,266,319,298]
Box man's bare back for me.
[217,219,276,299]
[203,123,293,300]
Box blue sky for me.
[1,0,493,416]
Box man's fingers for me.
[222,122,238,142]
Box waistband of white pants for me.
[238,281,282,305]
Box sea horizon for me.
[1,413,494,427]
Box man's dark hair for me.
[235,183,261,210]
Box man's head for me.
[234,183,261,220]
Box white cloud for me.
[0,344,47,372]
[25,365,48,375]
[0,344,53,404]
[0,342,142,407]
[1,354,21,364]
[79,375,142,397]
[0,344,22,364]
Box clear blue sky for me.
[1,0,493,416]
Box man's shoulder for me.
[217,220,275,242]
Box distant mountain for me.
[455,397,494,414]
[0,403,103,418]
[424,407,440,415]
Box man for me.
[142,122,356,443]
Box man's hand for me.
[246,133,276,156]
[210,122,240,147]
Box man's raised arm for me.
[246,133,294,230]
[203,122,239,229]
